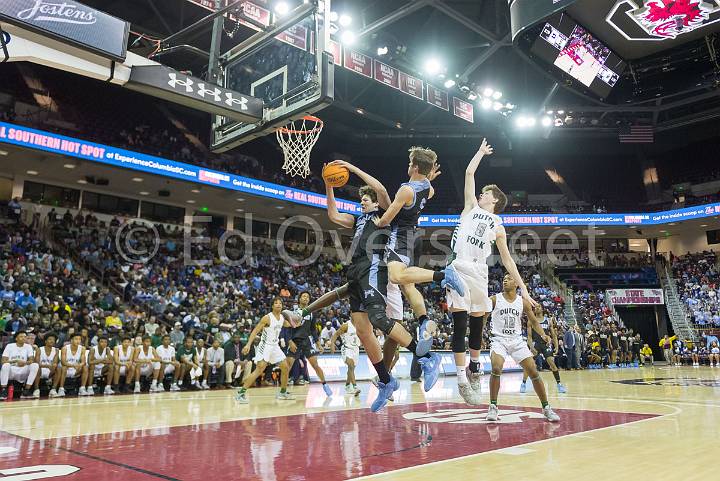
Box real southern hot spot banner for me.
[606,289,664,305]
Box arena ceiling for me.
[74,0,720,142]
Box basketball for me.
[322,164,350,187]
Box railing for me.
[539,256,578,326]
[657,259,696,342]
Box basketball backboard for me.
[210,0,334,152]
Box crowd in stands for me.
[672,251,720,328]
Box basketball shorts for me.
[490,336,534,364]
[290,337,319,359]
[66,367,80,378]
[386,281,403,320]
[342,346,360,364]
[138,363,153,377]
[446,259,492,314]
[385,226,421,267]
[254,343,286,365]
[2,365,37,384]
[41,367,52,379]
[347,254,388,313]
[93,364,107,378]
[533,338,554,357]
[118,365,129,377]
[152,362,176,375]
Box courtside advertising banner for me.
[3,120,720,226]
[606,289,665,305]
[0,0,129,60]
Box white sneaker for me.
[345,384,355,395]
[459,383,483,406]
[276,391,295,400]
[78,387,87,396]
[150,384,159,392]
[353,385,361,396]
[543,405,561,422]
[134,383,141,394]
[104,386,114,395]
[157,384,166,392]
[57,387,66,397]
[235,390,248,404]
[86,386,94,396]
[170,384,181,392]
[201,381,210,390]
[468,371,483,392]
[486,404,499,421]
[48,389,58,398]
[32,389,40,399]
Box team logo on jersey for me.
[474,223,486,238]
[612,377,720,387]
[607,0,720,41]
[403,408,546,424]
[364,289,375,299]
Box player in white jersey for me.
[329,321,361,395]
[236,297,294,403]
[54,333,85,398]
[485,274,560,422]
[132,336,160,393]
[34,332,59,398]
[155,335,181,392]
[80,336,114,396]
[112,336,135,393]
[205,337,225,389]
[445,139,538,406]
[194,338,210,390]
[0,331,40,400]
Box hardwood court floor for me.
[0,366,717,480]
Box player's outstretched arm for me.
[374,185,414,227]
[327,160,392,210]
[495,225,538,308]
[304,284,350,314]
[463,139,493,214]
[328,324,347,353]
[325,183,355,228]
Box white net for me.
[276,116,323,178]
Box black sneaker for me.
[21,389,33,399]
[0,387,8,400]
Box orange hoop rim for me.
[276,115,324,135]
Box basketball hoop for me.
[276,115,323,178]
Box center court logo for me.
[403,408,546,424]
[17,0,97,25]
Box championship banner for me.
[453,97,474,123]
[427,84,450,111]
[327,39,342,65]
[343,49,373,78]
[606,289,664,305]
[399,72,424,99]
[373,59,400,89]
[275,23,307,49]
[0,0,129,60]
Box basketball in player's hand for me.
[322,163,350,187]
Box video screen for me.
[531,13,625,98]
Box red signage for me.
[373,60,400,89]
[327,39,342,65]
[276,24,308,50]
[453,97,474,123]
[427,84,449,111]
[344,50,373,78]
[399,72,424,100]
[185,1,270,28]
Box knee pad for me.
[530,375,541,382]
[451,311,468,353]
[490,370,502,377]
[468,316,483,351]
[366,303,395,335]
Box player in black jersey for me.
[284,292,333,397]
[324,172,441,412]
[520,306,567,393]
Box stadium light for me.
[516,116,527,127]
[329,11,339,22]
[483,87,494,97]
[339,14,352,27]
[377,46,389,56]
[526,117,537,127]
[492,91,502,100]
[274,2,290,15]
[492,102,502,111]
[424,58,442,75]
[444,79,456,89]
[541,116,552,127]
[481,98,493,109]
[340,30,356,45]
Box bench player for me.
[485,274,560,422]
[112,336,135,393]
[132,335,159,393]
[80,336,114,396]
[34,332,59,398]
[0,331,39,399]
[236,297,294,403]
[520,306,567,394]
[329,320,361,395]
